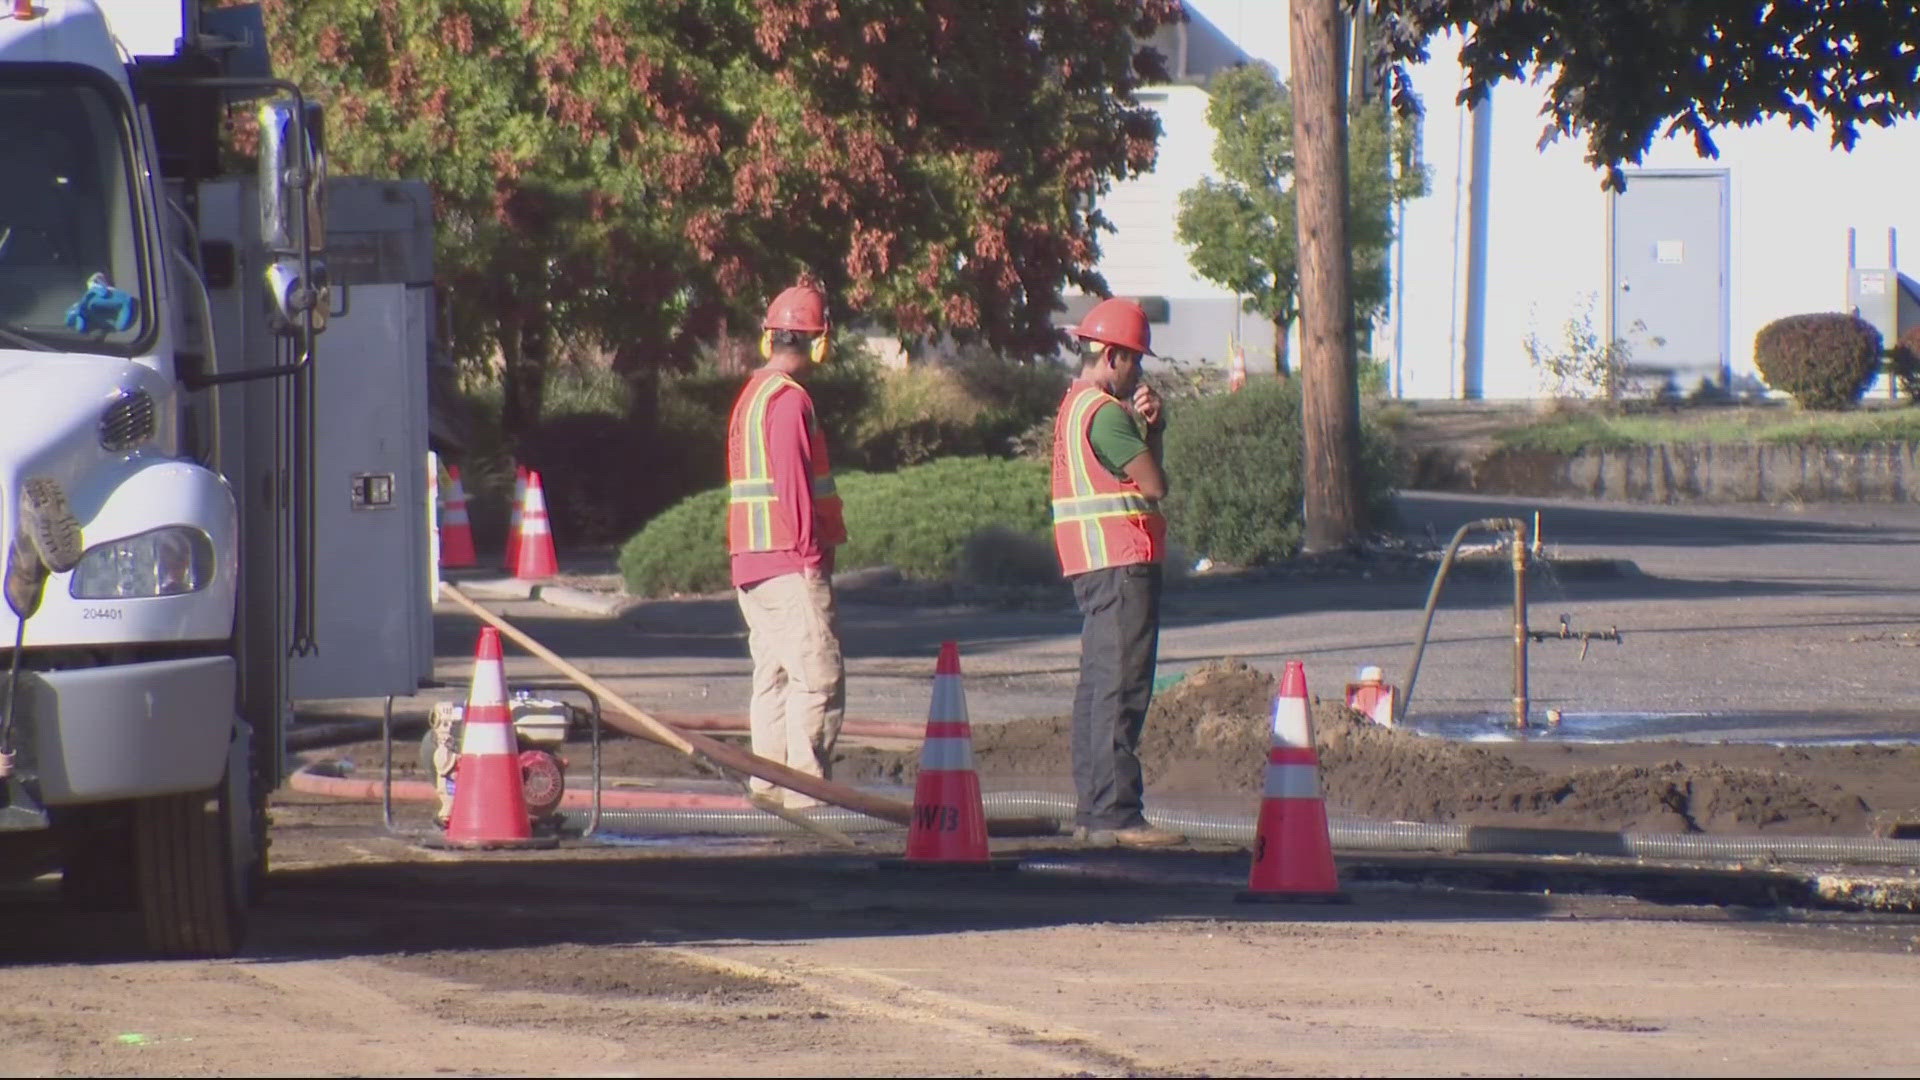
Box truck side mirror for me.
[257,98,299,254]
[257,99,330,334]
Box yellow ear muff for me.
[759,331,773,360]
[810,332,829,364]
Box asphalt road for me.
[380,491,1920,747]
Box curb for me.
[444,575,535,601]
[532,584,636,617]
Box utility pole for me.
[1290,0,1364,550]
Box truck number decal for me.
[81,607,124,621]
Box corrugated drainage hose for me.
[573,790,1920,867]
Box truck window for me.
[0,75,147,350]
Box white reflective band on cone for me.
[468,664,506,707]
[459,722,515,756]
[918,737,975,771]
[1270,698,1311,747]
[1262,763,1322,799]
[928,676,969,724]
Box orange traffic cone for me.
[502,465,527,571]
[440,628,556,849]
[1239,660,1346,902]
[1344,665,1398,727]
[883,642,1014,870]
[1228,338,1248,392]
[438,465,478,569]
[511,470,559,580]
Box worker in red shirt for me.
[726,285,848,811]
[1050,298,1184,848]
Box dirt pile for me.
[841,659,1872,836]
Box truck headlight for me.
[68,527,215,599]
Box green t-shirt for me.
[1087,400,1148,480]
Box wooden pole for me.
[439,583,914,826]
[1291,0,1365,550]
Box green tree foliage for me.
[1174,61,1427,375]
[1372,1,1920,187]
[253,0,1182,436]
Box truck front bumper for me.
[8,656,234,816]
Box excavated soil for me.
[833,660,1880,836]
[326,659,1912,836]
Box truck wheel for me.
[56,803,136,912]
[133,784,245,958]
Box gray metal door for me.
[289,284,431,701]
[1610,171,1729,388]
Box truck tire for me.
[134,786,244,958]
[56,803,136,912]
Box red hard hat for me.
[1072,298,1153,356]
[762,285,829,333]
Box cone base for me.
[877,856,1022,872]
[1234,889,1350,905]
[420,834,562,852]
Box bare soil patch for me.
[388,943,779,1000]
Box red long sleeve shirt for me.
[730,382,836,588]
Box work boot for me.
[1110,825,1186,849]
[17,478,82,574]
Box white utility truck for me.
[0,0,435,956]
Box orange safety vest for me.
[1050,380,1165,575]
[727,370,847,554]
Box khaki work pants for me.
[735,571,845,809]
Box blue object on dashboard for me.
[64,273,138,334]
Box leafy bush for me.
[451,365,632,549]
[1160,378,1399,565]
[852,353,1067,471]
[1523,294,1637,401]
[1886,325,1920,404]
[521,413,648,547]
[618,456,1052,597]
[655,344,1063,482]
[1754,313,1883,410]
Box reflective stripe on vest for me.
[1049,382,1164,575]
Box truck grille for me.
[100,389,155,452]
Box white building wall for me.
[1071,85,1281,370]
[1395,33,1920,399]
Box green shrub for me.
[839,456,1052,579]
[1754,313,1883,410]
[1887,325,1920,404]
[616,487,729,596]
[1160,378,1399,565]
[618,456,1052,597]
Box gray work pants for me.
[1069,562,1163,830]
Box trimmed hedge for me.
[1754,313,1883,410]
[1161,378,1399,565]
[619,456,1051,597]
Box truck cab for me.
[0,0,433,956]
